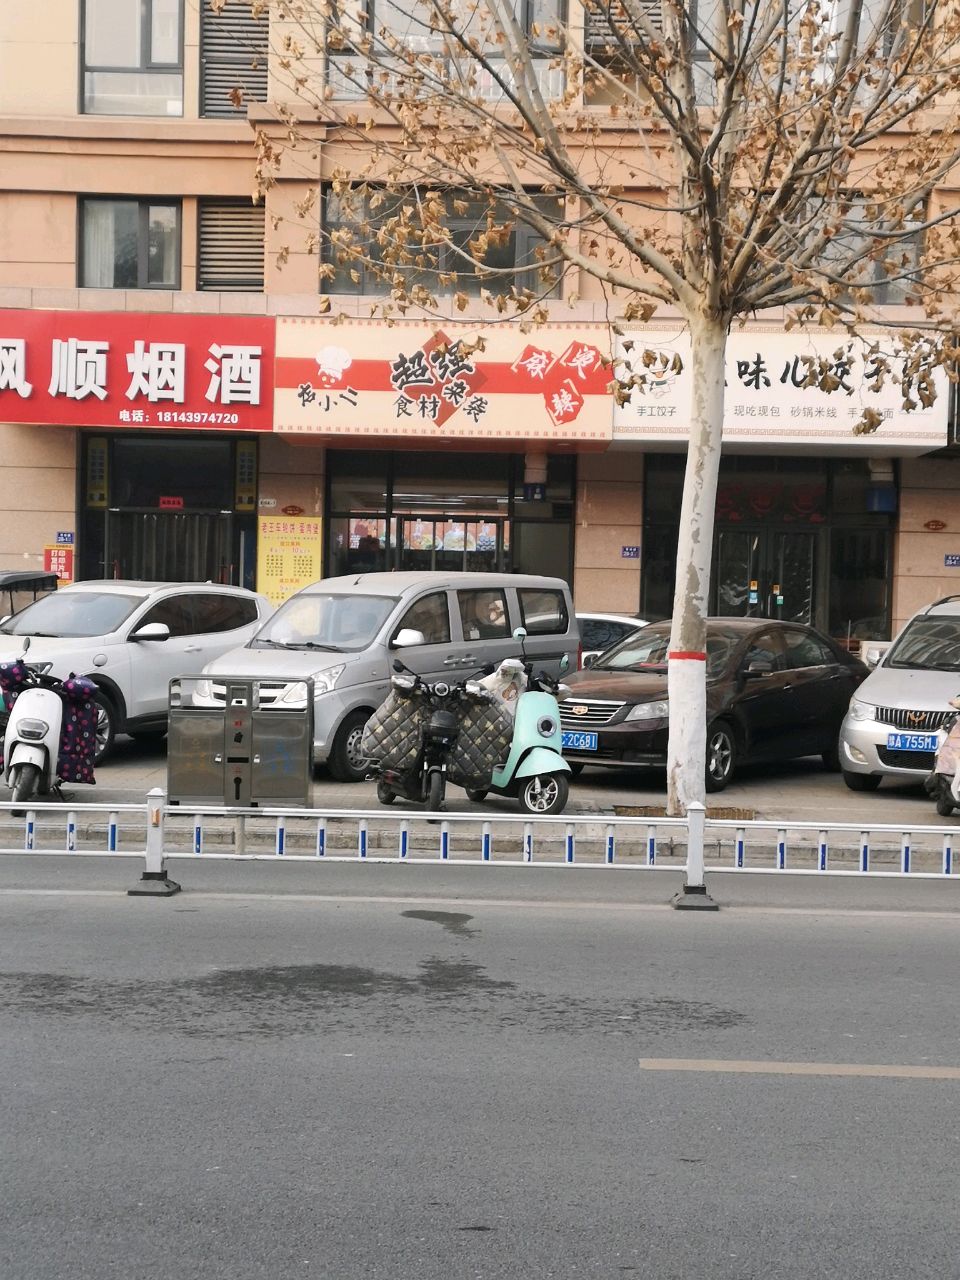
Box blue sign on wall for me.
[945,554,960,568]
[56,531,75,545]
[621,545,640,559]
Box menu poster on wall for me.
[256,516,323,607]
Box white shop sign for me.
[613,330,950,455]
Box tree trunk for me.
[666,314,727,816]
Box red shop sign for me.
[0,309,275,432]
[159,496,184,510]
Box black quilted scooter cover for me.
[446,699,514,789]
[361,690,426,772]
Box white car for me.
[0,581,273,761]
[577,612,649,665]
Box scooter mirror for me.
[559,654,570,674]
[22,636,30,654]
[512,627,527,641]
[392,659,406,672]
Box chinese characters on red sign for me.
[0,311,275,431]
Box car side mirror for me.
[744,659,773,679]
[392,627,425,649]
[131,622,171,642]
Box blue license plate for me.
[562,730,598,752]
[887,732,938,752]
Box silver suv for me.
[839,595,960,790]
[0,581,272,760]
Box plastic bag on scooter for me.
[361,690,426,772]
[446,697,514,789]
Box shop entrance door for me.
[104,512,236,583]
[396,516,508,573]
[713,529,816,624]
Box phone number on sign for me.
[155,411,241,424]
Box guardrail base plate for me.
[128,871,181,898]
[672,883,719,911]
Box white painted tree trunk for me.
[666,314,727,816]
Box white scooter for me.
[1,639,97,804]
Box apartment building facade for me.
[1,0,958,636]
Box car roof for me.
[60,580,259,597]
[307,572,570,594]
[919,596,960,618]
[577,612,646,624]
[644,616,815,632]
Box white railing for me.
[0,789,958,903]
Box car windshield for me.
[886,617,960,671]
[251,593,396,652]
[0,591,144,638]
[594,625,742,679]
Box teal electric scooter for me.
[465,630,572,815]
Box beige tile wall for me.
[892,456,960,633]
[258,435,325,516]
[573,450,643,612]
[0,424,77,573]
[0,3,79,117]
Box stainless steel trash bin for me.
[167,676,314,807]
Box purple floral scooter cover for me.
[0,663,97,785]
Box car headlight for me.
[848,699,876,721]
[300,665,345,699]
[625,699,669,722]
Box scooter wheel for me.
[427,771,444,811]
[11,762,41,805]
[465,789,488,802]
[518,773,569,815]
[376,782,396,806]
[936,794,955,817]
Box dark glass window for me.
[110,439,233,509]
[519,589,568,635]
[396,592,452,645]
[82,0,183,116]
[192,595,259,634]
[80,198,180,289]
[457,590,510,640]
[138,596,196,637]
[782,629,835,668]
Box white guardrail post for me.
[672,801,719,911]
[128,787,181,897]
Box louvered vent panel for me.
[198,200,266,291]
[585,0,663,44]
[201,0,269,118]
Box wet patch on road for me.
[0,963,745,1041]
[401,909,478,938]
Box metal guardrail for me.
[0,789,959,904]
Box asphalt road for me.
[2,871,960,1280]
[72,733,943,826]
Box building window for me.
[80,198,181,289]
[322,189,561,298]
[198,200,266,292]
[82,0,183,116]
[328,0,565,101]
[200,0,269,118]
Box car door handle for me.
[443,656,460,666]
[184,645,203,653]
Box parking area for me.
[60,732,947,827]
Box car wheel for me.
[328,710,372,783]
[842,770,882,792]
[93,692,118,764]
[518,773,569,815]
[705,722,736,792]
[822,745,841,772]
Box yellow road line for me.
[638,1058,960,1080]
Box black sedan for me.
[560,618,868,791]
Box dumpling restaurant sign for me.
[274,318,612,443]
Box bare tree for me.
[230,0,960,812]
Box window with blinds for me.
[200,0,268,118]
[584,0,663,47]
[198,200,265,292]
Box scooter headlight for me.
[17,717,49,740]
[537,715,557,738]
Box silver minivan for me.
[839,595,960,790]
[195,572,579,780]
